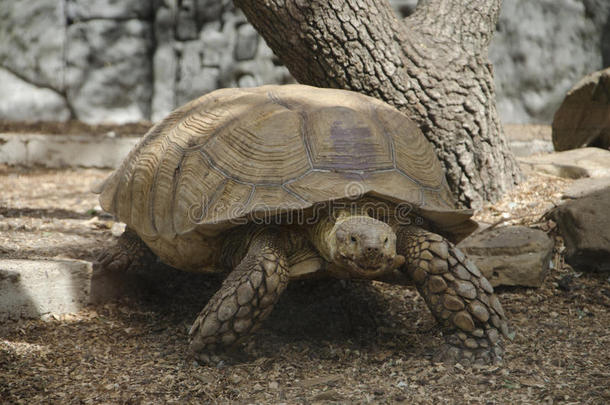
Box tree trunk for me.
[235,0,522,208]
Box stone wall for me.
[0,0,608,124]
[490,0,610,123]
[0,0,291,124]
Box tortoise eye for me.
[384,237,389,245]
[350,235,357,243]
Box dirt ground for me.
[1,145,610,403]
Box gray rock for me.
[519,147,610,179]
[0,259,92,321]
[196,0,227,22]
[489,0,610,123]
[176,0,199,40]
[176,41,220,106]
[390,0,419,17]
[504,124,554,157]
[550,186,610,271]
[201,23,230,67]
[66,0,153,21]
[151,44,178,122]
[0,0,66,90]
[235,23,259,61]
[562,177,610,199]
[65,19,153,123]
[458,226,553,287]
[237,74,259,88]
[154,5,175,44]
[552,67,610,151]
[0,68,71,121]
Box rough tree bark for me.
[235,0,522,208]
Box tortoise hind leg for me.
[91,228,159,302]
[396,225,511,366]
[95,228,156,273]
[189,228,290,364]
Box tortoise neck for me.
[309,216,334,262]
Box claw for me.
[95,247,132,273]
[433,341,503,366]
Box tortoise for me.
[94,84,510,365]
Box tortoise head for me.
[329,214,405,278]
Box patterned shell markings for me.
[97,84,463,242]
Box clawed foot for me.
[95,245,133,273]
[188,340,254,367]
[189,347,235,367]
[433,331,504,366]
[94,229,156,274]
[397,226,513,367]
[188,232,290,367]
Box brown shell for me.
[96,85,474,269]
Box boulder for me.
[552,67,610,151]
[562,177,610,199]
[549,187,610,271]
[458,226,553,288]
[519,147,610,179]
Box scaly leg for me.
[397,225,511,366]
[95,228,156,272]
[188,229,290,364]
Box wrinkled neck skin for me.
[309,212,346,262]
[310,211,405,279]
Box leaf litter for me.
[1,161,609,404]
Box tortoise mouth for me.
[339,254,395,278]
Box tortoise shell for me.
[96,84,474,270]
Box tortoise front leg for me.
[396,225,511,366]
[188,229,290,364]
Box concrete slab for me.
[0,133,139,168]
[0,124,553,167]
[0,258,141,321]
[0,259,93,321]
